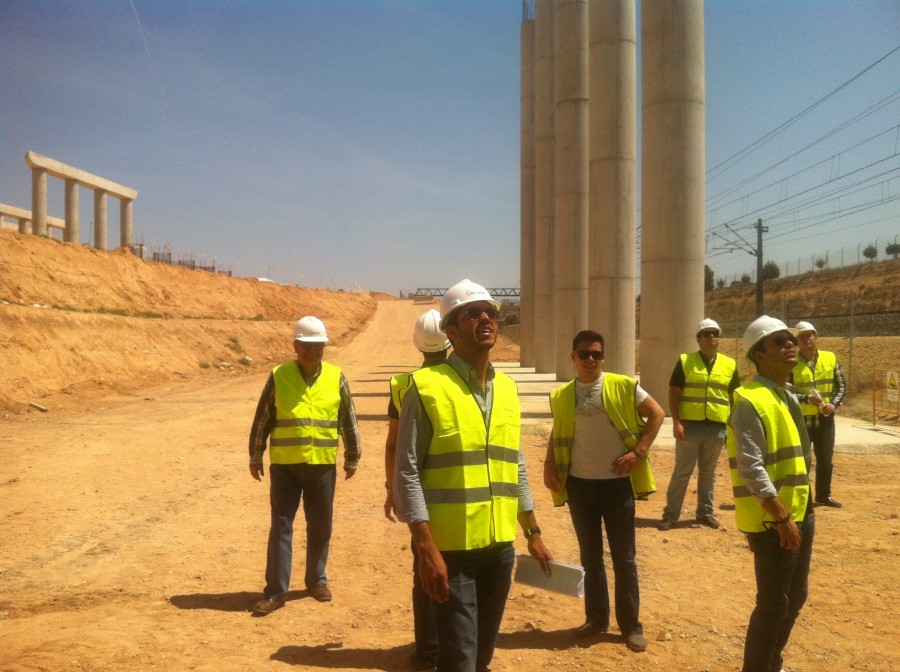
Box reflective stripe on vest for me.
[270,361,342,465]
[548,373,656,505]
[678,352,736,423]
[725,383,809,533]
[792,350,837,416]
[412,364,520,551]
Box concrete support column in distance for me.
[532,0,557,373]
[520,10,536,368]
[18,218,28,234]
[64,178,80,243]
[554,0,589,380]
[640,0,706,401]
[589,0,637,376]
[94,189,108,251]
[31,168,47,237]
[120,198,134,249]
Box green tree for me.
[716,278,725,289]
[704,264,715,291]
[763,260,781,280]
[741,273,751,284]
[815,257,827,270]
[886,242,900,260]
[863,244,878,262]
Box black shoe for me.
[409,652,437,671]
[574,618,608,638]
[697,515,720,529]
[816,496,842,508]
[658,519,674,531]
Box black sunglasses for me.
[463,305,499,321]
[576,350,604,361]
[700,331,720,338]
[772,334,798,347]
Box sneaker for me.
[625,631,648,652]
[697,515,720,529]
[658,519,674,531]
[308,583,332,602]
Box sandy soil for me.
[1,297,898,672]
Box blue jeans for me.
[264,463,336,598]
[742,515,815,672]
[663,421,726,521]
[567,475,641,636]
[435,543,515,672]
[411,539,439,664]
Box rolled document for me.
[514,554,585,598]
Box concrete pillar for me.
[640,0,706,401]
[554,0,589,380]
[31,168,47,237]
[533,0,557,373]
[589,0,637,376]
[520,10,536,368]
[94,190,108,250]
[64,178,80,243]
[18,218,29,234]
[120,198,133,249]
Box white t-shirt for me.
[569,373,649,480]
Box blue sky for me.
[1,1,898,294]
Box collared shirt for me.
[729,375,811,501]
[393,351,535,525]
[247,362,361,469]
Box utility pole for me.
[755,218,767,317]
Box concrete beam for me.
[25,151,137,200]
[0,203,65,231]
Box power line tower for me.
[710,217,768,316]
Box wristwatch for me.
[524,526,542,539]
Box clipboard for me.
[513,553,585,598]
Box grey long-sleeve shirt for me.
[729,375,811,501]
[392,351,535,525]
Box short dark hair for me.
[572,330,604,352]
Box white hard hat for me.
[794,321,816,334]
[293,315,329,343]
[413,309,451,353]
[742,315,792,360]
[697,318,721,335]
[439,279,501,330]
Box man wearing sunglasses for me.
[659,318,740,532]
[393,279,553,672]
[543,330,665,653]
[727,316,813,672]
[790,321,846,508]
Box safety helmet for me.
[293,315,329,343]
[697,318,721,336]
[439,279,501,330]
[413,309,451,353]
[742,315,792,360]
[794,321,816,335]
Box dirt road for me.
[1,300,898,672]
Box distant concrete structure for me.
[639,0,706,400]
[519,4,536,367]
[589,0,637,377]
[24,151,138,250]
[0,203,66,235]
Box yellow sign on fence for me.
[872,369,900,425]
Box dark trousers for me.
[435,543,515,672]
[411,539,439,664]
[742,515,815,672]
[264,463,336,598]
[808,415,836,500]
[567,475,641,636]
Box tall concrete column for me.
[120,198,134,249]
[519,9,536,367]
[533,0,557,373]
[554,0,589,380]
[64,178,80,243]
[18,218,28,234]
[589,0,637,376]
[94,190,108,250]
[31,168,47,237]
[640,0,706,401]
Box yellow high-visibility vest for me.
[390,371,414,413]
[725,383,809,533]
[678,352,736,423]
[270,361,341,465]
[792,350,837,416]
[548,373,656,505]
[412,364,520,551]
